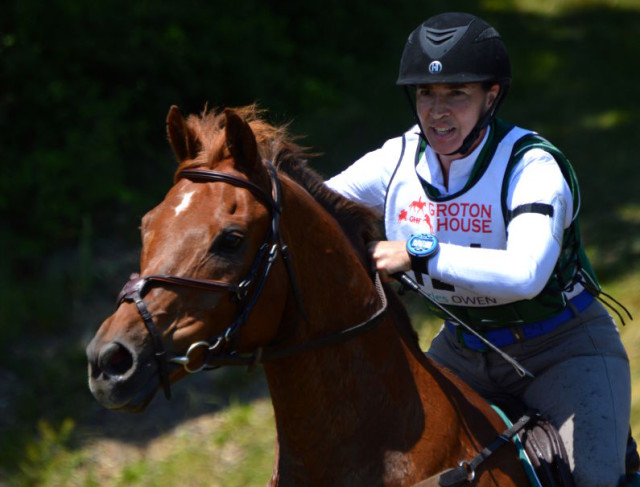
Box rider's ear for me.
[223,108,260,172]
[166,105,201,163]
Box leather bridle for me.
[116,161,388,400]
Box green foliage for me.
[1,0,640,485]
[8,0,636,340]
[17,419,76,487]
[11,400,276,487]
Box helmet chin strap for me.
[403,83,509,157]
[446,107,493,156]
[403,86,428,143]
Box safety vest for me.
[384,119,600,329]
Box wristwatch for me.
[406,233,439,281]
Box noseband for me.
[117,161,387,400]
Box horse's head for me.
[86,106,289,411]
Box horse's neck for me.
[261,182,527,485]
[263,308,426,479]
[263,191,431,479]
[264,306,419,409]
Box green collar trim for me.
[415,119,513,201]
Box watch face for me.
[408,233,438,257]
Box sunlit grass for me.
[483,0,640,14]
[26,399,276,487]
[602,271,640,434]
[618,205,640,225]
[581,110,634,130]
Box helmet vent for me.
[426,27,460,45]
[474,27,501,42]
[421,26,469,58]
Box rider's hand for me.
[367,240,411,278]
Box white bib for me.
[384,126,532,307]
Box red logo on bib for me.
[398,197,434,233]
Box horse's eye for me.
[214,231,244,253]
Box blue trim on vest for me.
[445,290,595,351]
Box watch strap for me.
[410,254,428,285]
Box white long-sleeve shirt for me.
[327,125,577,304]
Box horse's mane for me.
[176,105,380,260]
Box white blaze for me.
[174,191,195,216]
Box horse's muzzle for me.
[86,335,159,412]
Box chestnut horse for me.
[86,105,529,486]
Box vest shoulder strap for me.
[501,133,601,296]
[501,133,580,224]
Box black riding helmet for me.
[397,12,511,155]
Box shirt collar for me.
[417,127,491,195]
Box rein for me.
[171,272,388,370]
[116,161,388,399]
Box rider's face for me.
[416,82,499,161]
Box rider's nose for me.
[431,96,449,118]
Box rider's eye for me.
[214,230,245,253]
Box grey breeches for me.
[427,300,631,487]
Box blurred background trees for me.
[1,0,639,483]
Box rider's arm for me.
[326,134,406,216]
[428,148,574,301]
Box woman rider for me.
[326,12,632,486]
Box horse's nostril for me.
[98,342,134,377]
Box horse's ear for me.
[224,108,260,171]
[166,105,201,163]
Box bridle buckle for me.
[235,279,251,302]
